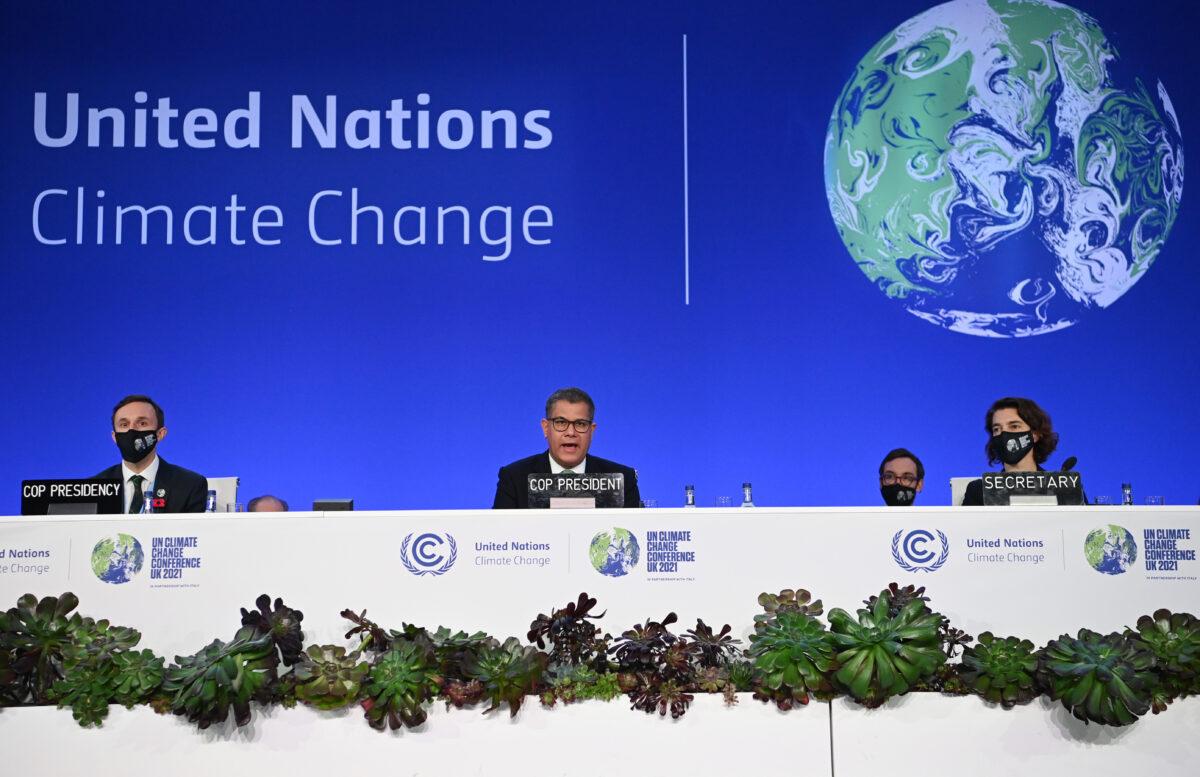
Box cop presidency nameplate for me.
[527,472,625,509]
[21,479,123,515]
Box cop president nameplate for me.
[527,473,625,509]
[22,479,123,515]
[981,471,1085,506]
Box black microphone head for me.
[1061,456,1078,472]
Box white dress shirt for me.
[121,454,160,513]
[549,455,586,474]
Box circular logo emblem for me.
[91,534,144,584]
[824,0,1183,337]
[1084,524,1138,575]
[400,532,457,576]
[589,528,640,577]
[892,528,950,572]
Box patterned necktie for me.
[562,469,574,474]
[128,474,144,514]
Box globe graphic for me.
[824,0,1184,336]
[91,534,144,584]
[589,528,640,577]
[1084,524,1137,575]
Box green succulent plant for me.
[61,619,141,668]
[293,644,368,711]
[1126,609,1200,710]
[1038,629,1159,726]
[959,632,1040,708]
[109,649,166,707]
[361,641,442,731]
[754,588,824,630]
[748,610,837,707]
[726,658,757,692]
[423,626,492,680]
[827,592,947,708]
[47,647,164,727]
[464,636,547,716]
[0,592,96,704]
[162,626,276,729]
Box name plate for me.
[22,478,123,515]
[527,472,625,509]
[981,471,1085,506]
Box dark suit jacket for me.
[94,457,209,514]
[492,451,641,509]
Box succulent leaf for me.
[1038,629,1159,726]
[827,594,946,708]
[294,644,368,711]
[959,632,1039,708]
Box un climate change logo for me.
[589,528,640,577]
[824,0,1183,337]
[893,529,949,573]
[91,534,144,584]
[401,532,457,576]
[1085,524,1137,575]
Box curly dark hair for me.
[984,397,1058,465]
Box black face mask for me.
[991,430,1035,466]
[881,483,917,506]
[115,429,159,463]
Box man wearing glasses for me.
[492,386,641,509]
[878,448,924,506]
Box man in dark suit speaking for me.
[492,387,641,509]
[94,394,208,513]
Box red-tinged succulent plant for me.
[686,620,742,668]
[293,644,368,711]
[755,588,824,630]
[241,594,305,667]
[528,592,607,667]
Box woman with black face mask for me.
[961,397,1059,506]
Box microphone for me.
[1061,456,1078,472]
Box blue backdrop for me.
[2,0,1196,511]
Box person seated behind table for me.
[879,448,924,506]
[492,386,641,509]
[962,396,1059,506]
[94,394,208,513]
[247,495,288,512]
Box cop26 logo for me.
[401,532,457,576]
[892,529,949,573]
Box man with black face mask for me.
[878,448,924,506]
[93,395,208,513]
[962,397,1060,506]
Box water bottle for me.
[684,484,696,508]
[1121,483,1133,506]
[142,484,155,514]
[741,482,755,507]
[205,490,218,513]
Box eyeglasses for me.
[548,417,593,433]
[880,473,918,486]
